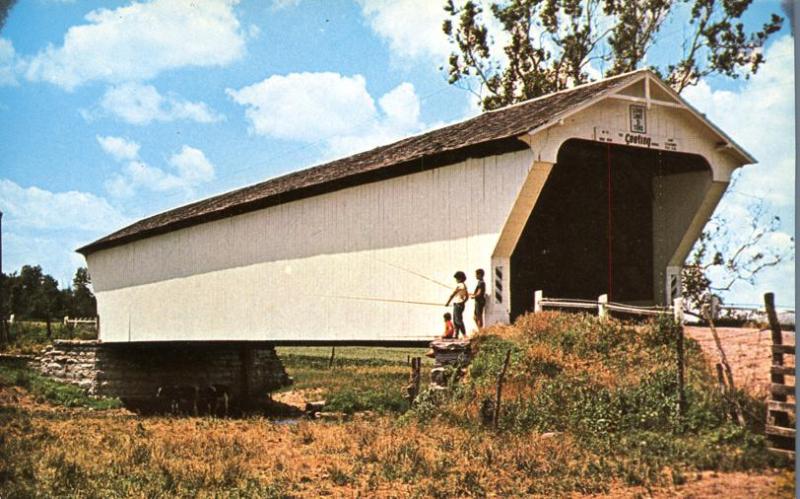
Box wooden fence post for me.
[413,358,421,399]
[493,350,512,430]
[598,294,608,320]
[676,320,686,420]
[328,346,336,369]
[406,357,421,403]
[673,297,684,325]
[715,363,726,393]
[764,293,794,457]
[533,290,543,313]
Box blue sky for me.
[0,0,794,307]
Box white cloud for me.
[357,0,512,70]
[0,180,129,286]
[25,0,245,90]
[358,0,450,61]
[94,82,223,125]
[682,35,795,305]
[169,145,215,184]
[103,144,216,198]
[227,72,426,158]
[0,179,127,231]
[227,72,377,141]
[379,82,420,130]
[3,232,88,287]
[683,35,795,208]
[272,0,301,10]
[0,38,18,86]
[247,24,261,39]
[96,135,140,161]
[106,161,184,198]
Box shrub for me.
[409,311,777,484]
[326,387,408,414]
[0,358,121,410]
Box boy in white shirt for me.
[445,271,469,338]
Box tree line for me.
[1,265,97,337]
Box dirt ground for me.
[599,470,794,498]
[685,326,796,397]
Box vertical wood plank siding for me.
[89,149,534,342]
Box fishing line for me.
[367,255,452,289]
[312,294,444,307]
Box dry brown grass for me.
[1,397,793,498]
[1,313,795,498]
[1,401,603,497]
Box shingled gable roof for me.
[78,69,678,256]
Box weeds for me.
[0,321,97,355]
[0,358,121,410]
[0,313,791,497]
[278,346,425,415]
[409,312,784,487]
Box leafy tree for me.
[443,0,789,308]
[1,265,63,336]
[682,201,794,312]
[70,267,97,318]
[37,274,62,337]
[0,0,17,31]
[14,265,46,319]
[443,0,783,110]
[0,266,98,344]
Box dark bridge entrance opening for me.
[510,139,710,320]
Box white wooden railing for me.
[63,316,98,328]
[533,290,684,323]
[532,290,796,327]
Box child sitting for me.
[442,312,455,339]
[427,313,456,358]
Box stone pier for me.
[36,340,291,411]
[429,339,471,388]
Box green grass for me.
[0,358,121,410]
[277,346,431,414]
[0,321,97,355]
[0,315,793,497]
[408,312,790,484]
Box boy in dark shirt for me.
[472,268,486,329]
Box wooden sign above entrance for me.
[593,127,680,152]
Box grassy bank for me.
[406,313,791,485]
[0,312,794,497]
[0,321,97,355]
[276,346,430,414]
[0,358,120,410]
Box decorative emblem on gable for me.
[629,105,646,133]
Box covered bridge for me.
[79,69,753,346]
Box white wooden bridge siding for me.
[89,149,534,342]
[88,75,748,343]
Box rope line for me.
[313,294,443,307]
[367,256,452,289]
